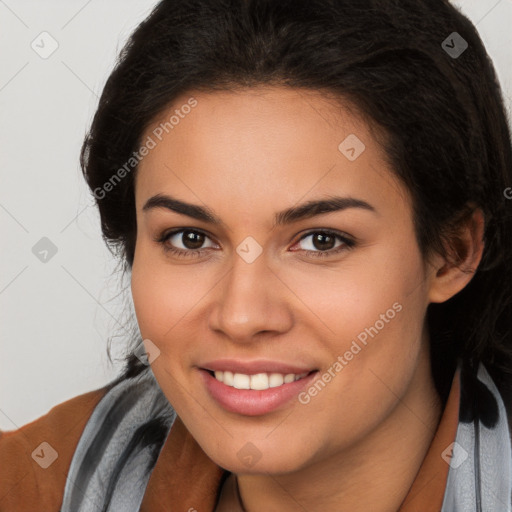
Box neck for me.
[235,348,443,512]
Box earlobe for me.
[427,208,485,304]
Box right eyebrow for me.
[142,193,378,228]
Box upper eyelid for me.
[160,227,217,244]
[159,227,353,248]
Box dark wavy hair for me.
[81,0,512,421]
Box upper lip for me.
[199,359,317,375]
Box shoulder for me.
[0,383,112,512]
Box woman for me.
[1,0,511,510]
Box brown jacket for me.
[0,372,459,511]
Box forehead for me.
[135,86,409,222]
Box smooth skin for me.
[130,86,485,512]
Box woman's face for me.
[131,86,439,474]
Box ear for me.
[427,207,485,304]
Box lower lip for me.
[199,369,318,416]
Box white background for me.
[1,0,511,430]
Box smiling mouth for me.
[199,367,319,416]
[204,369,316,391]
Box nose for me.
[208,250,294,343]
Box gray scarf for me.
[60,362,512,512]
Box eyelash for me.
[155,228,356,259]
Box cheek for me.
[131,243,171,341]
[130,248,214,356]
[130,261,167,340]
[278,244,422,345]
[282,242,427,406]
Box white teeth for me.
[269,373,284,387]
[212,370,309,390]
[233,373,250,389]
[250,373,269,390]
[223,371,234,386]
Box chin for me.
[206,441,313,476]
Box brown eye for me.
[297,231,344,251]
[293,230,356,258]
[311,233,336,250]
[157,228,218,257]
[180,230,206,249]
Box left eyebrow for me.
[142,194,224,225]
[274,196,378,226]
[142,193,378,228]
